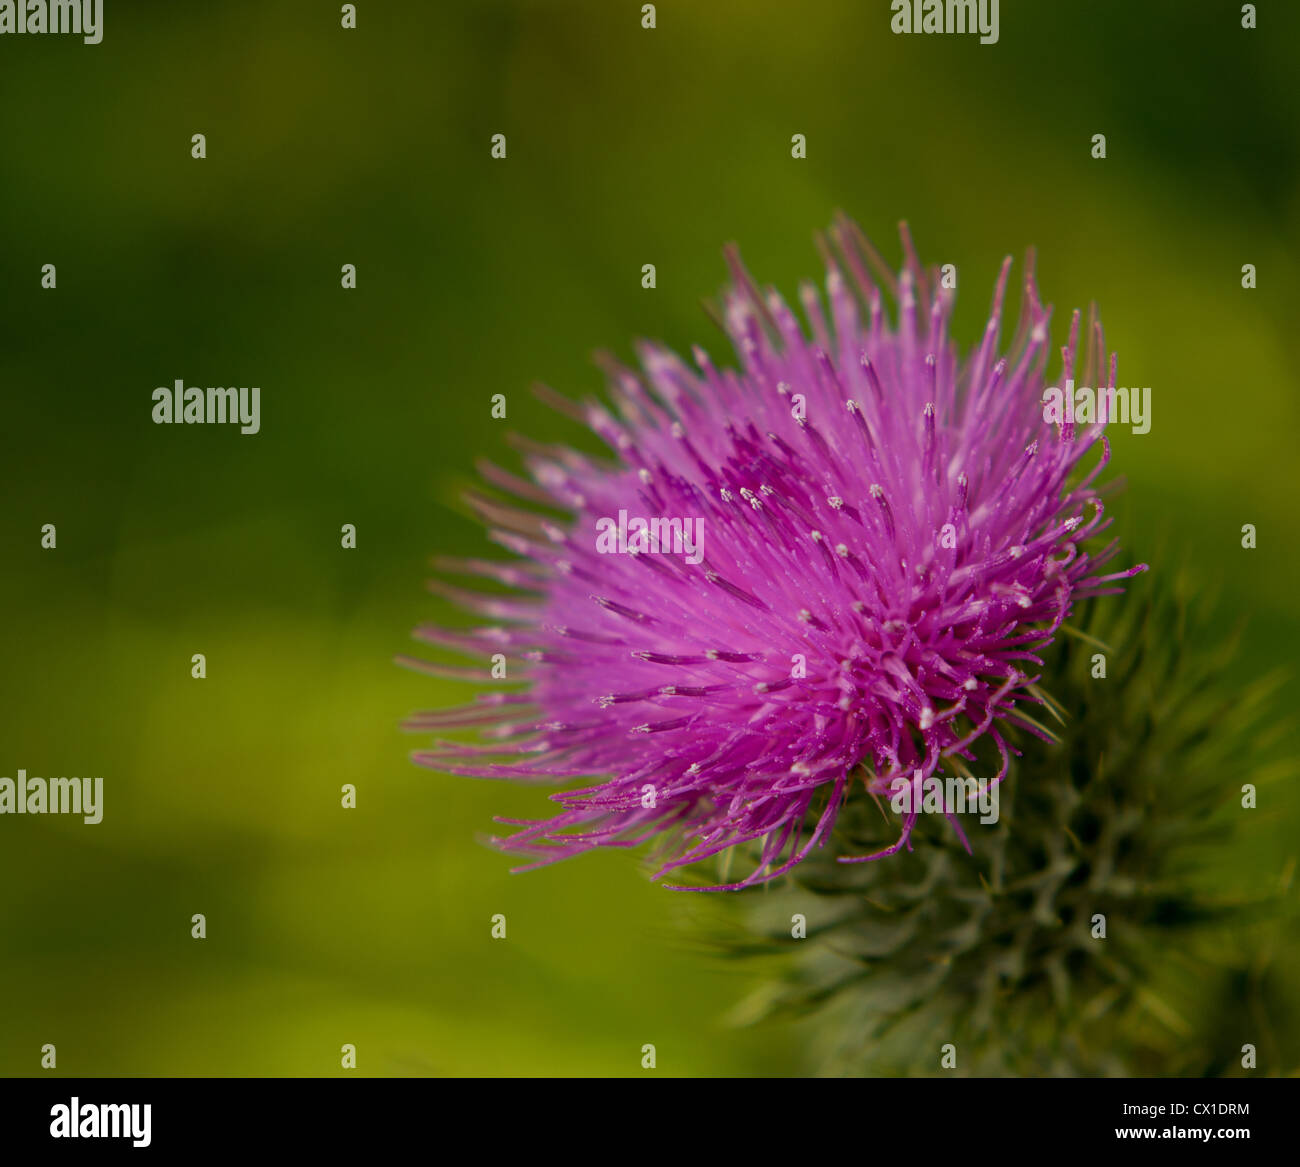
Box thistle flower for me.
[403,216,1146,889]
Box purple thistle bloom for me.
[403,217,1147,890]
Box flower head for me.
[404,216,1146,889]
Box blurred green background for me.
[1,0,1297,1076]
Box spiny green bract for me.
[710,578,1294,1076]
